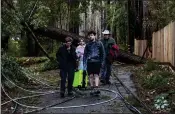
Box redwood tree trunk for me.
[27,32,35,56]
[2,35,9,51]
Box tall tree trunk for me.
[107,0,111,30]
[113,26,117,43]
[128,0,137,53]
[34,36,40,56]
[111,0,117,39]
[127,0,131,53]
[27,32,35,56]
[85,0,87,35]
[69,1,79,34]
[100,0,104,36]
[104,1,107,29]
[2,35,9,51]
[59,4,62,29]
[25,23,52,60]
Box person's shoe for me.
[96,90,101,94]
[68,91,74,96]
[100,79,105,83]
[94,90,101,95]
[106,81,111,85]
[60,93,65,98]
[100,79,106,84]
[77,85,82,90]
[90,91,94,96]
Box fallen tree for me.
[117,49,146,64]
[33,27,84,46]
[33,27,146,64]
[33,27,84,41]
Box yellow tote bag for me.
[73,70,88,87]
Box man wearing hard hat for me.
[101,30,116,84]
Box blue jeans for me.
[101,60,112,82]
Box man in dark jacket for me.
[101,30,116,84]
[56,37,77,98]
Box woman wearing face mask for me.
[83,31,105,95]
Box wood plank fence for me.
[134,39,148,58]
[152,21,175,66]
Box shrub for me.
[143,73,168,89]
[159,71,173,78]
[16,57,48,66]
[144,60,160,72]
[1,53,29,87]
[41,59,58,71]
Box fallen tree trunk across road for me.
[33,27,84,46]
[33,27,146,64]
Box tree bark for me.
[33,27,83,46]
[26,32,35,56]
[1,35,9,51]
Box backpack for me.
[107,44,119,63]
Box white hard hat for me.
[102,30,110,35]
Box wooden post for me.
[173,22,175,66]
[127,0,131,53]
[161,28,164,62]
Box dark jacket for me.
[83,40,105,70]
[56,45,77,70]
[101,38,116,57]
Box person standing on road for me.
[83,31,105,95]
[76,39,86,70]
[101,30,116,85]
[56,36,78,98]
[73,39,87,88]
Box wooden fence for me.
[152,21,175,66]
[134,39,149,58]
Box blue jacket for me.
[83,40,105,70]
